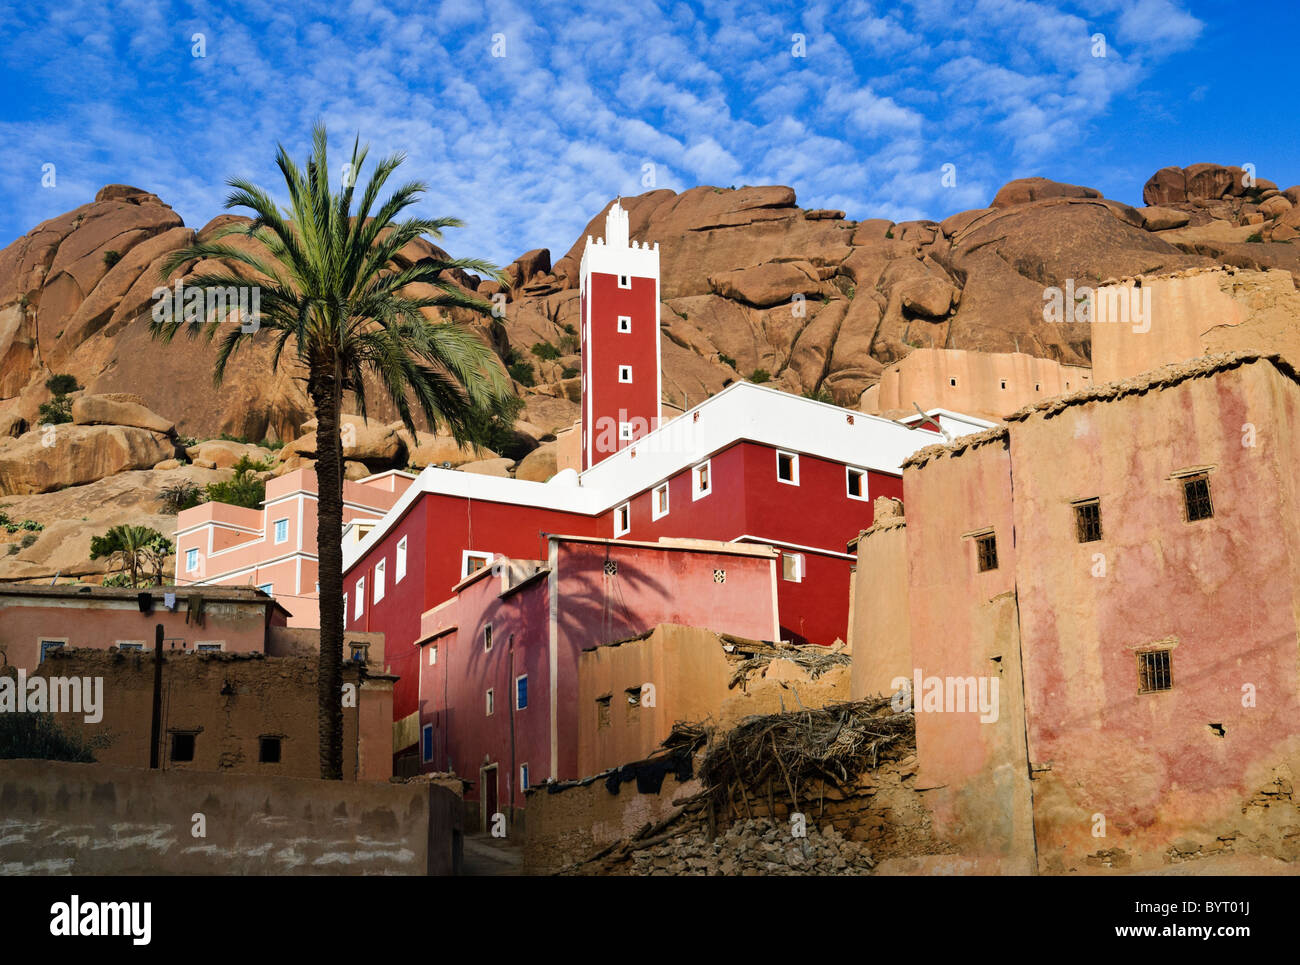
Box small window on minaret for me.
[619,422,633,441]
[618,275,631,289]
[617,316,631,333]
[619,365,632,383]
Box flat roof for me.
[0,583,294,618]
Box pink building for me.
[175,468,415,627]
[414,535,779,822]
[0,584,291,672]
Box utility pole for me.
[149,623,163,768]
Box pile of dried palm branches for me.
[700,695,912,818]
[721,634,851,689]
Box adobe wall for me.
[0,759,461,875]
[863,348,1092,421]
[1092,267,1300,383]
[24,648,392,781]
[1009,360,1300,872]
[848,498,911,699]
[900,437,1036,871]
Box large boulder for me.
[292,414,402,464]
[0,423,177,495]
[514,442,557,482]
[72,393,175,434]
[397,427,495,469]
[1138,206,1192,231]
[459,457,514,477]
[707,261,822,307]
[991,178,1102,208]
[185,439,272,469]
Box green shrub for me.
[508,360,536,387]
[561,366,580,379]
[0,709,102,762]
[749,369,771,384]
[19,519,42,531]
[532,341,561,361]
[45,374,80,396]
[718,352,737,369]
[160,481,204,514]
[19,533,37,548]
[1246,232,1263,243]
[206,466,265,509]
[103,250,122,269]
[802,386,834,404]
[465,394,526,454]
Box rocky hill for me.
[1,162,1298,582]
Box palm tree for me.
[152,124,514,779]
[89,524,157,587]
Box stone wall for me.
[0,759,463,875]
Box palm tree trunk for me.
[311,361,346,780]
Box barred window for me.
[1137,650,1172,693]
[976,533,998,572]
[1074,499,1102,543]
[1183,475,1213,521]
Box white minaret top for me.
[604,199,630,248]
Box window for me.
[713,568,726,583]
[999,380,1007,390]
[374,559,386,602]
[604,560,619,576]
[776,450,799,485]
[618,365,632,383]
[614,502,631,537]
[428,645,437,666]
[1183,474,1214,521]
[170,732,196,763]
[975,533,998,572]
[516,675,529,711]
[484,624,493,653]
[273,518,289,544]
[462,550,493,577]
[618,421,633,441]
[116,641,145,652]
[259,736,282,764]
[343,594,348,622]
[618,274,631,288]
[1074,499,1102,542]
[354,578,365,618]
[846,467,867,501]
[596,695,612,729]
[349,643,367,662]
[485,688,495,716]
[617,315,631,333]
[692,460,712,500]
[421,724,434,763]
[520,763,530,790]
[257,583,274,596]
[1137,649,1173,693]
[185,548,199,572]
[652,483,670,520]
[949,377,957,387]
[39,639,65,662]
[196,641,224,652]
[782,553,803,582]
[396,537,407,582]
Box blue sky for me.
[1,0,1296,267]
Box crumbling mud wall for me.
[0,759,463,875]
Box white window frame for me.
[617,315,631,333]
[195,641,225,652]
[354,577,365,619]
[651,483,670,521]
[343,594,348,621]
[618,365,633,383]
[374,559,386,603]
[782,552,804,583]
[845,466,868,501]
[484,623,493,653]
[396,537,407,583]
[116,640,146,651]
[614,502,631,537]
[428,645,438,666]
[692,460,712,500]
[486,688,495,716]
[617,274,631,289]
[462,550,493,578]
[185,547,199,572]
[515,673,529,711]
[421,723,434,763]
[776,449,800,486]
[273,518,289,544]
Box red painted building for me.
[414,535,779,821]
[342,201,993,758]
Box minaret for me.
[577,201,662,470]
